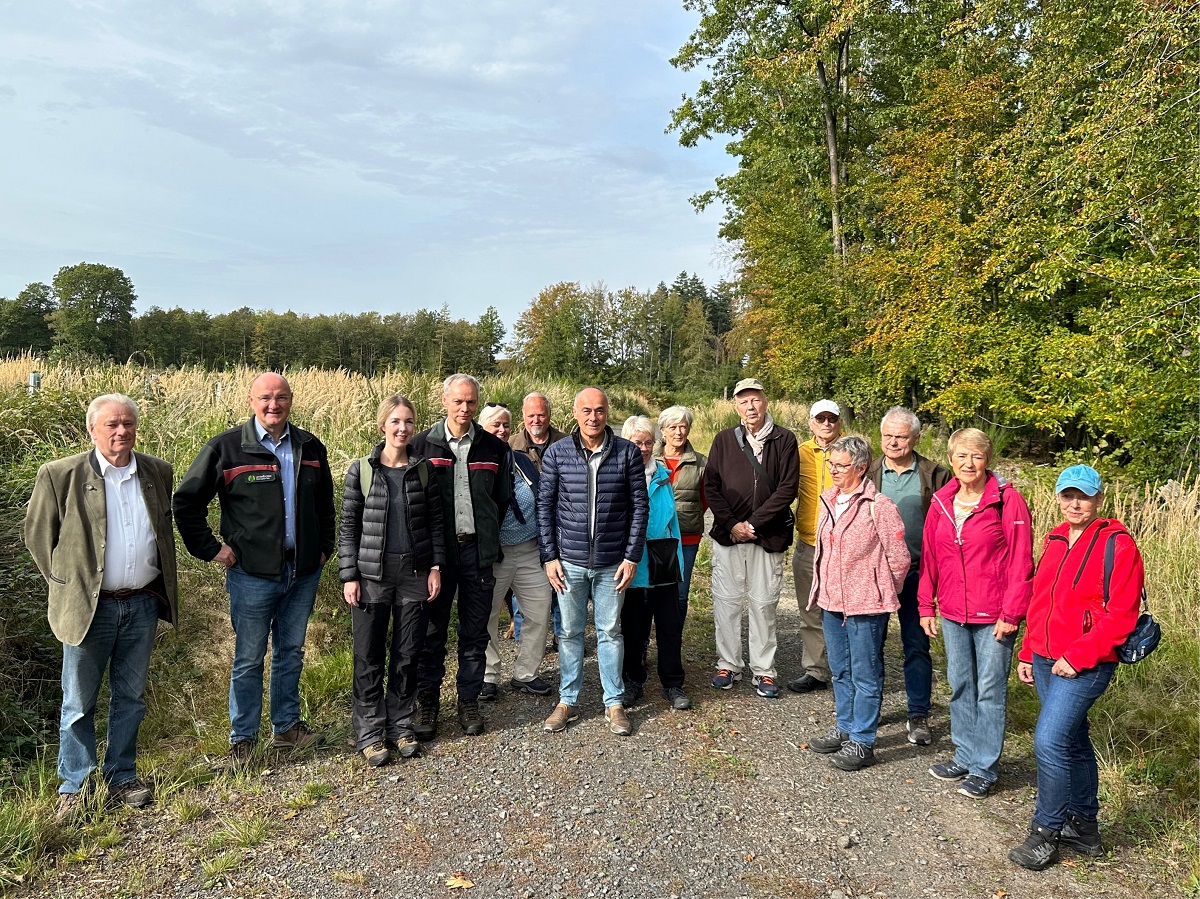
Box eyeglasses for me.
[827,461,855,472]
[813,414,839,424]
[484,402,508,409]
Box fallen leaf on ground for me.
[446,872,474,889]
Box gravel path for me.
[27,581,1177,899]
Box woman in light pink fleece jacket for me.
[804,436,910,771]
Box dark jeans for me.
[622,585,685,689]
[1032,653,1116,830]
[880,569,932,717]
[417,539,495,702]
[678,541,700,620]
[351,553,428,749]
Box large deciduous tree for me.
[49,263,136,360]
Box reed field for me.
[0,356,1196,891]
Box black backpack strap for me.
[736,427,778,492]
[1102,531,1116,611]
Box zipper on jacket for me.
[1043,533,1070,652]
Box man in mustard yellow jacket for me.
[25,394,178,823]
[788,399,841,693]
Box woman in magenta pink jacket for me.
[918,428,1034,800]
[804,436,910,772]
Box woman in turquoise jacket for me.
[620,416,690,711]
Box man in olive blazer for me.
[25,393,177,821]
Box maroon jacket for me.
[704,423,799,554]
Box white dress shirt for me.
[97,451,160,592]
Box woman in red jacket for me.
[918,428,1034,799]
[1008,465,1143,870]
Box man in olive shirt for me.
[509,392,568,471]
[867,406,950,746]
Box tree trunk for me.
[815,59,844,257]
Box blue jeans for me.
[226,563,322,744]
[59,592,158,793]
[678,542,700,619]
[822,610,888,747]
[881,570,932,717]
[941,618,1016,784]
[557,561,625,708]
[1031,654,1116,830]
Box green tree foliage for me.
[49,263,136,360]
[672,0,1199,477]
[0,282,56,355]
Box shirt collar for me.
[883,456,917,475]
[95,448,137,477]
[447,422,475,443]
[254,418,291,445]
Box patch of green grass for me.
[282,780,335,810]
[205,812,273,852]
[200,849,242,888]
[170,797,208,825]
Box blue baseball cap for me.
[1055,464,1103,496]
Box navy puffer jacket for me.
[537,428,649,568]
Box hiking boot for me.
[809,728,849,754]
[752,675,780,698]
[542,702,580,733]
[361,742,390,767]
[621,681,644,708]
[928,760,969,780]
[1008,823,1060,870]
[906,716,932,746]
[479,682,499,702]
[54,792,85,826]
[830,740,876,771]
[228,740,256,768]
[414,691,440,742]
[108,778,153,809]
[957,774,992,799]
[271,721,325,751]
[1060,814,1103,856]
[511,676,553,696]
[787,674,828,693]
[391,736,420,759]
[712,668,739,690]
[605,705,632,736]
[663,686,691,710]
[458,700,485,736]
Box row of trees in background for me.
[670,0,1196,478]
[0,265,736,393]
[0,263,506,377]
[506,272,742,395]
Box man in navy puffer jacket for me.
[537,388,648,736]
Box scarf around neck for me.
[743,413,775,461]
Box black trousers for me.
[621,584,685,689]
[351,554,428,749]
[417,539,495,702]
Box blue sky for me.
[0,1,731,334]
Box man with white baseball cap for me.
[788,398,842,693]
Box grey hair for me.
[87,393,140,428]
[658,405,693,429]
[442,373,481,396]
[477,403,511,429]
[881,406,921,437]
[947,427,993,465]
[621,415,657,441]
[830,435,872,470]
[522,391,551,413]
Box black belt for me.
[99,586,150,600]
[457,533,476,543]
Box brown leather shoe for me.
[605,705,632,736]
[542,702,580,733]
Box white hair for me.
[442,373,481,396]
[87,393,139,428]
[621,415,657,441]
[881,406,922,437]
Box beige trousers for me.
[711,541,784,678]
[485,539,551,684]
[791,541,830,682]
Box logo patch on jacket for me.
[246,473,277,483]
